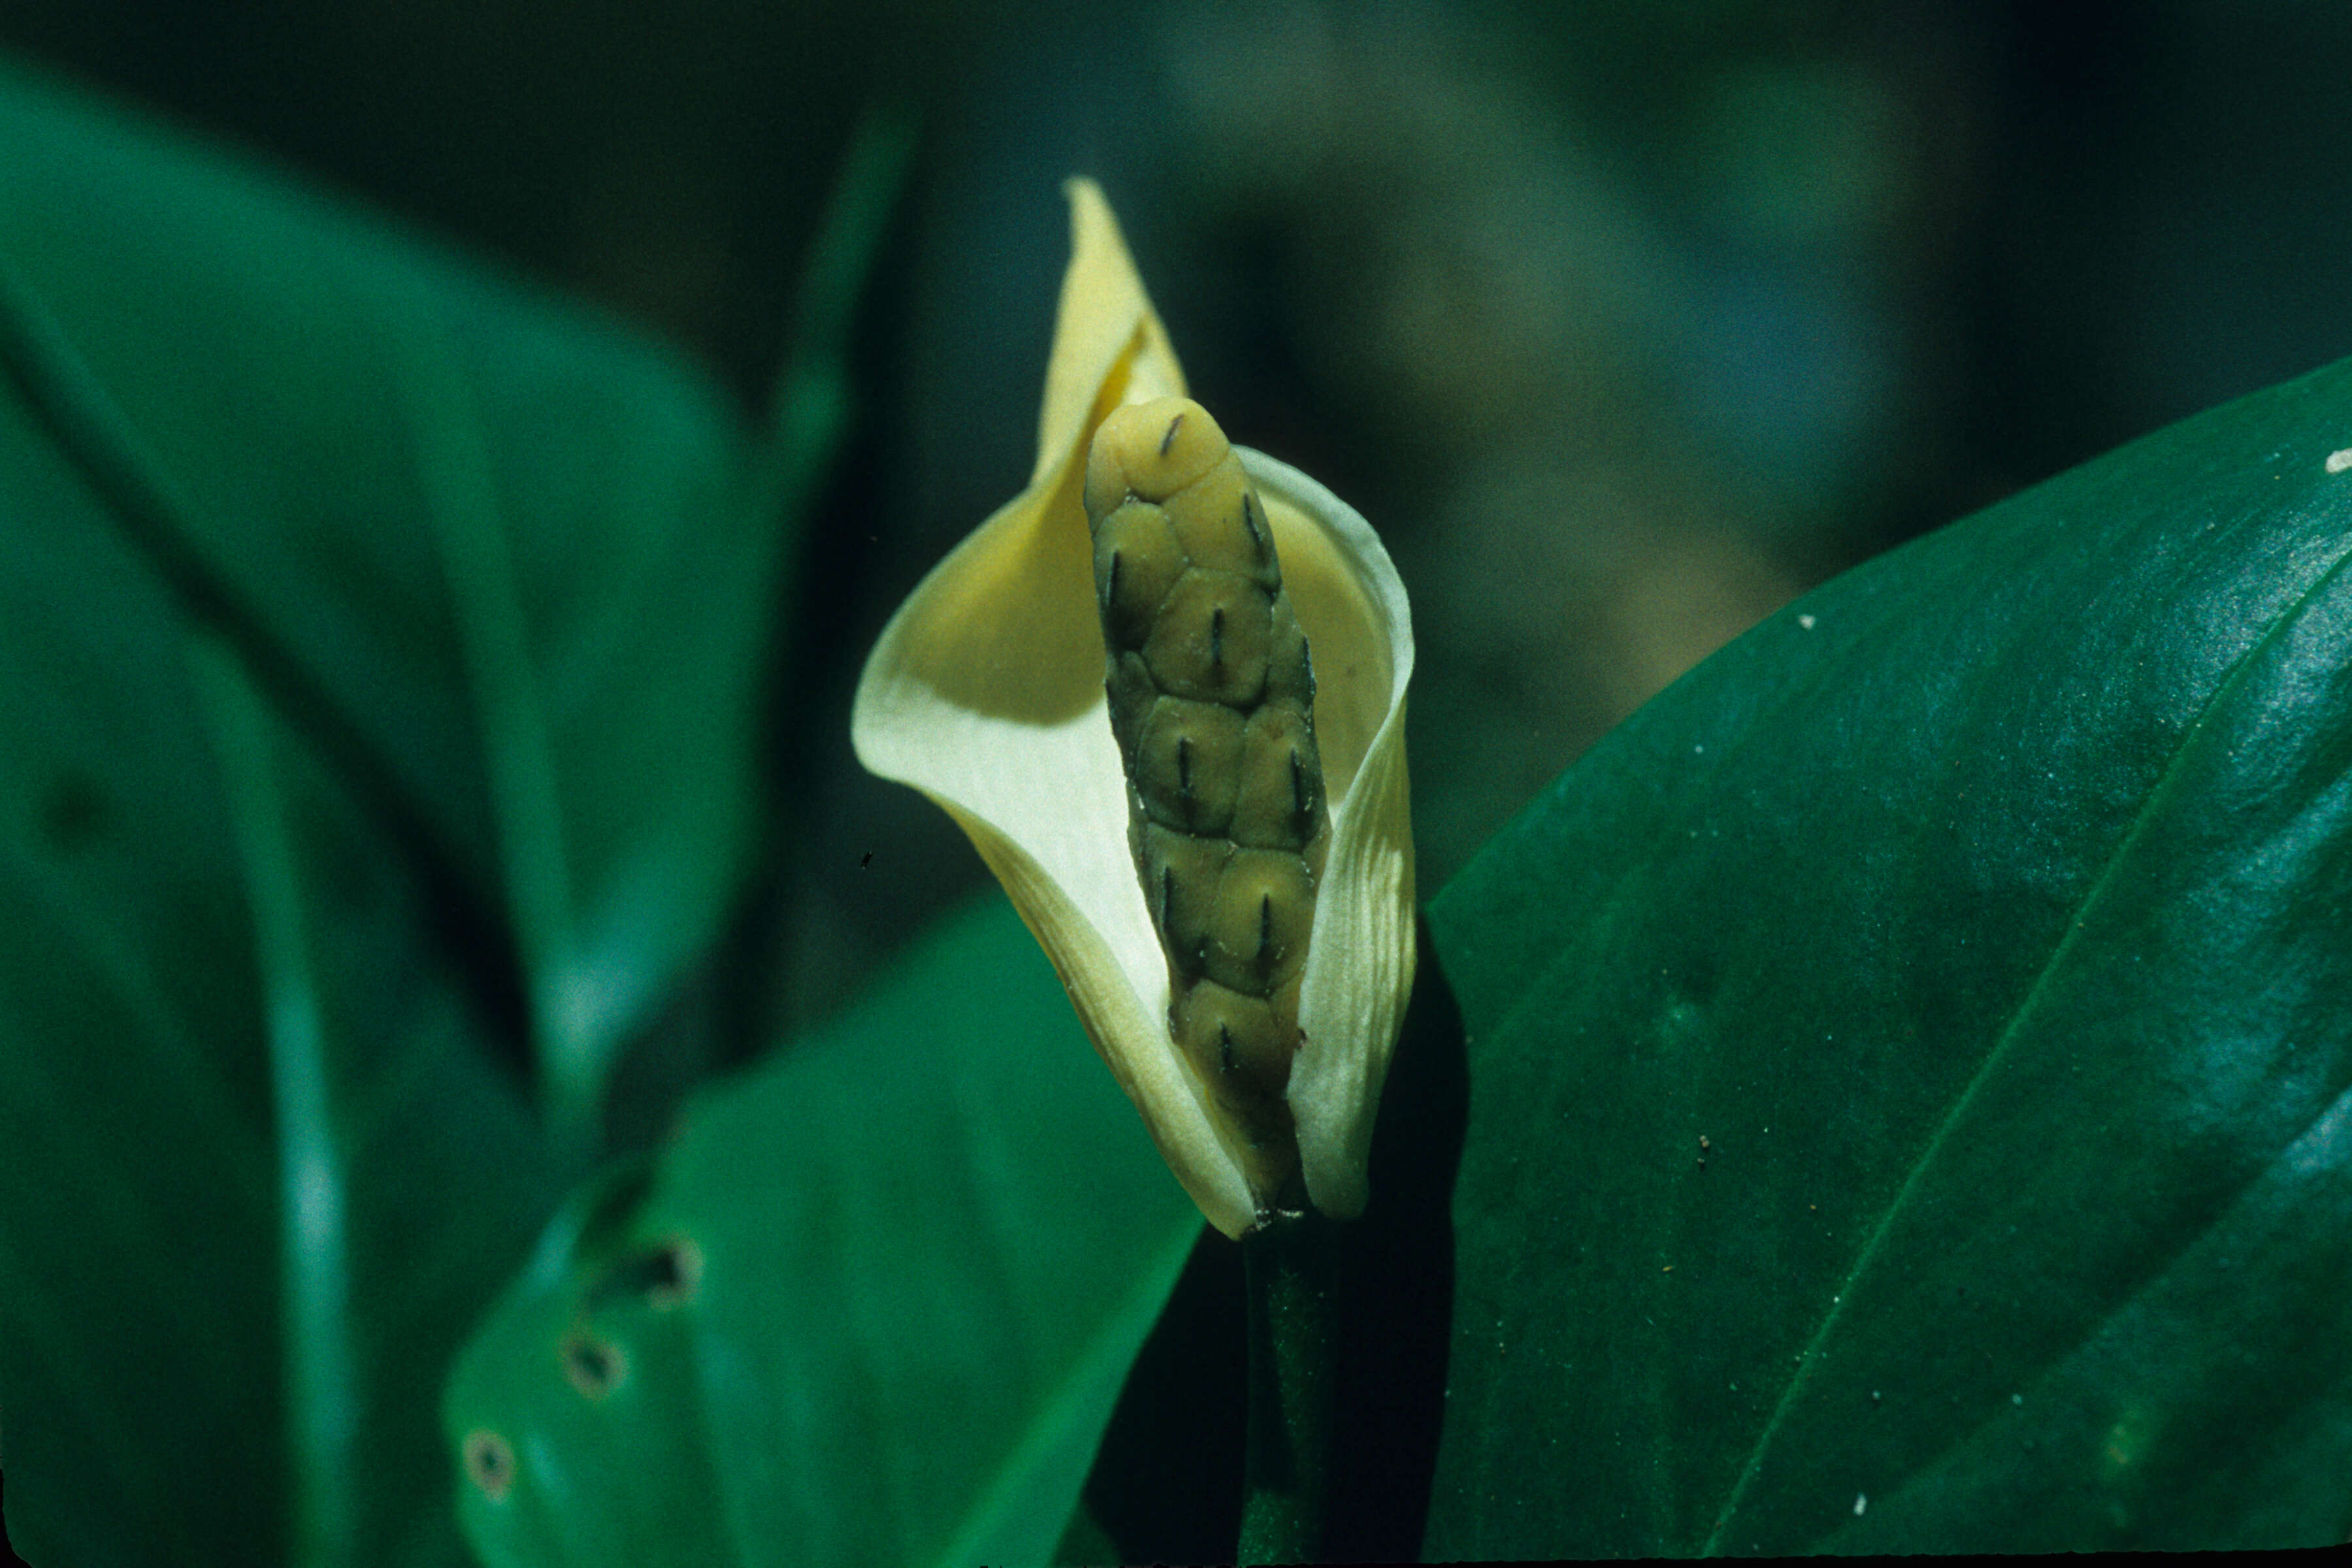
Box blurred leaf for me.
[0,47,856,1568]
[204,636,564,1568]
[0,506,561,1567]
[1424,355,2352,1555]
[745,101,916,544]
[0,51,789,1138]
[444,898,1203,1568]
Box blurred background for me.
[7,0,2352,1045]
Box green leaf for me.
[0,52,785,1139]
[0,49,847,1567]
[1424,355,2352,1555]
[443,898,1205,1568]
[0,573,560,1566]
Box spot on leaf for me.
[462,1429,515,1501]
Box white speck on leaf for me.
[2327,448,2352,474]
[1854,1493,1867,1516]
[1798,613,1817,629]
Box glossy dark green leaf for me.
[443,898,1205,1568]
[1424,355,2352,1556]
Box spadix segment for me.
[1086,396,1331,1207]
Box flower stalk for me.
[1239,1210,1341,1565]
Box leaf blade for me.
[444,898,1206,1568]
[0,50,803,1567]
[1425,353,2352,1557]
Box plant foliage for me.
[3,35,2349,1568]
[1424,357,2352,1556]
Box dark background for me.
[4,0,2348,1079]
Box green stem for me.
[1239,1211,1340,1566]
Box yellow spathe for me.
[852,179,1415,1237]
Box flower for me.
[851,179,1414,1238]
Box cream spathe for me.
[851,179,1414,1237]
